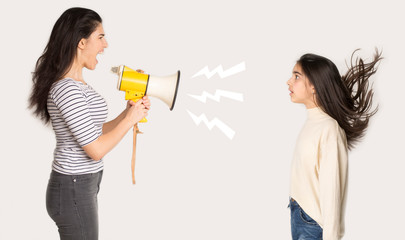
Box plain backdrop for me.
[1,0,404,239]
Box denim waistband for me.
[288,197,299,208]
[50,170,103,180]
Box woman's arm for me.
[102,96,151,134]
[83,97,150,161]
[102,109,126,134]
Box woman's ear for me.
[78,38,87,50]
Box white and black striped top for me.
[47,78,108,175]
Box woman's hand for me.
[125,96,151,125]
[125,96,150,110]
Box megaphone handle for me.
[131,123,140,185]
[131,98,147,123]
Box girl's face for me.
[287,63,316,108]
[79,23,108,70]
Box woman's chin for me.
[85,64,97,71]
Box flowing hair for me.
[297,49,382,150]
[28,7,102,124]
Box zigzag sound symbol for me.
[186,110,235,140]
[188,89,244,103]
[192,61,246,79]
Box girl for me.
[28,7,150,240]
[287,50,382,240]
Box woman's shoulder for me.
[52,78,80,88]
[50,78,83,96]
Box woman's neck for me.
[63,59,85,84]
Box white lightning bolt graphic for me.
[187,110,235,140]
[188,89,244,103]
[192,61,246,79]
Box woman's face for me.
[79,23,108,70]
[286,63,316,108]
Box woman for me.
[286,50,382,240]
[28,7,150,239]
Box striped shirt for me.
[47,78,108,175]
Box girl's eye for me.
[295,75,299,79]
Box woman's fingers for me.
[142,96,151,109]
[134,99,144,107]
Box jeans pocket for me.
[299,207,318,225]
[46,181,61,218]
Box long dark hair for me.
[297,49,382,150]
[28,7,102,124]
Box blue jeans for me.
[46,170,103,240]
[289,198,323,240]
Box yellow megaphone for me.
[111,65,180,185]
[111,65,180,122]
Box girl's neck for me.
[304,96,317,109]
[304,101,317,109]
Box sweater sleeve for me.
[50,81,101,147]
[318,123,348,240]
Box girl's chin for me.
[290,98,301,104]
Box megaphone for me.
[111,65,180,122]
[111,65,180,185]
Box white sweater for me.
[290,107,348,240]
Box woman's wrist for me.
[122,115,136,129]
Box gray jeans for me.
[46,170,103,240]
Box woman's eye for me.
[295,75,299,79]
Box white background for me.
[1,0,404,239]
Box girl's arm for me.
[319,125,348,240]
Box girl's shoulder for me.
[318,117,346,143]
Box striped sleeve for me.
[50,81,101,147]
